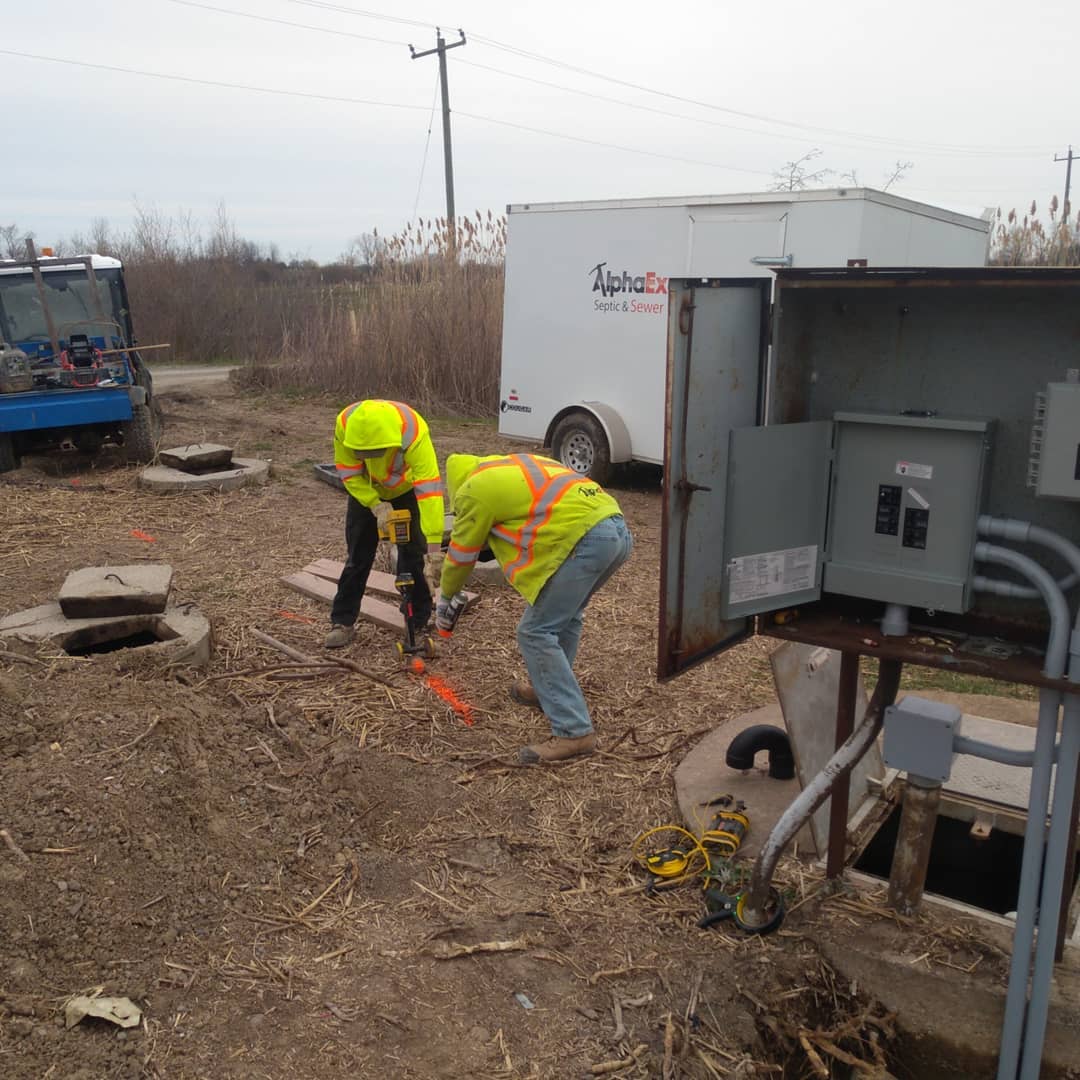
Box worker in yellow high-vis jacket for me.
[437,453,633,763]
[325,400,444,649]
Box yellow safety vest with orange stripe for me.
[440,453,623,604]
[333,400,444,546]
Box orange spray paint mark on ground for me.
[423,674,475,726]
[130,529,156,542]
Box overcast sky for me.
[4,0,1076,261]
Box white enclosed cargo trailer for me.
[497,187,992,482]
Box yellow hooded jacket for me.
[440,453,622,604]
[334,400,444,546]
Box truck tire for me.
[0,433,18,474]
[551,411,611,485]
[122,402,161,464]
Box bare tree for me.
[882,160,915,191]
[340,231,384,268]
[0,223,32,259]
[772,149,833,191]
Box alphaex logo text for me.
[589,261,667,298]
[589,261,668,315]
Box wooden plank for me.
[280,572,403,631]
[302,559,476,604]
[304,559,398,598]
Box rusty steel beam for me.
[826,651,860,879]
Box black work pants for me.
[330,488,432,629]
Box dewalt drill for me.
[378,509,436,663]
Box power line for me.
[454,110,774,176]
[163,0,1050,161]
[284,0,434,31]
[160,0,407,46]
[466,32,1049,156]
[0,47,770,176]
[412,70,441,222]
[0,47,430,110]
[453,56,1046,161]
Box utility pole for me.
[409,28,467,256]
[1055,146,1075,219]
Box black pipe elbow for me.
[726,725,795,780]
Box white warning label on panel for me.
[728,545,817,606]
[896,460,933,480]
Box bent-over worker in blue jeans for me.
[436,453,633,764]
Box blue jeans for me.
[516,515,633,739]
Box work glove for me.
[373,502,392,533]
[425,548,445,594]
[435,594,454,635]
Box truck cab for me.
[0,253,160,471]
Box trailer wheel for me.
[122,401,162,464]
[0,433,19,474]
[552,411,611,484]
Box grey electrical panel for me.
[824,413,993,613]
[1032,382,1080,500]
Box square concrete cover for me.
[59,564,174,618]
[160,443,233,470]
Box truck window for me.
[0,269,124,347]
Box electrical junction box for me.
[824,413,993,614]
[1032,382,1080,500]
[882,695,962,783]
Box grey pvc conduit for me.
[952,734,1058,769]
[977,520,1080,1080]
[977,515,1080,596]
[738,659,903,929]
[975,539,1072,1080]
[1020,690,1080,1078]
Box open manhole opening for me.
[855,804,1080,918]
[61,617,179,657]
[176,461,239,476]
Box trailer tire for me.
[0,433,19,474]
[122,401,161,464]
[551,411,611,484]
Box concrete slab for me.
[0,601,212,669]
[674,705,817,859]
[58,564,174,619]
[139,457,269,493]
[159,443,233,470]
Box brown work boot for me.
[519,732,597,764]
[323,624,356,649]
[509,680,543,711]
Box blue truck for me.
[0,252,161,472]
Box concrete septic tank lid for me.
[138,457,269,493]
[159,443,234,470]
[59,564,174,619]
[0,601,212,669]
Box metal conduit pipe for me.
[978,518,1080,1080]
[974,544,1070,678]
[737,659,903,930]
[977,515,1080,596]
[1019,690,1080,1079]
[975,544,1071,1080]
[953,733,1059,769]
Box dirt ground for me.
[0,380,1075,1079]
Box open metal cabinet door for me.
[659,278,771,679]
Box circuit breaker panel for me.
[824,413,993,613]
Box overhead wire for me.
[272,0,1053,157]
[160,0,407,45]
[466,31,1051,156]
[154,0,1051,166]
[0,47,430,111]
[412,70,440,221]
[0,48,775,177]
